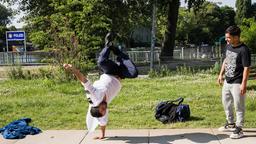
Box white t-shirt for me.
[82,74,122,126]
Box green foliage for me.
[219,6,236,28]
[175,2,235,45]
[246,94,256,111]
[1,0,208,60]
[148,69,158,78]
[176,64,196,75]
[148,63,221,78]
[6,66,76,82]
[0,3,12,48]
[0,25,8,48]
[28,31,49,49]
[7,66,25,79]
[240,18,256,53]
[211,61,221,75]
[3,0,154,70]
[252,3,256,19]
[0,3,12,26]
[149,65,199,78]
[148,65,172,78]
[21,0,110,70]
[235,0,252,24]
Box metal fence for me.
[251,54,256,66]
[120,50,160,64]
[1,49,256,65]
[0,50,161,65]
[173,46,221,60]
[124,45,221,63]
[0,52,50,65]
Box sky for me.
[1,2,25,29]
[181,0,256,7]
[1,0,256,29]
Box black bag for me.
[155,97,190,124]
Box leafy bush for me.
[176,64,196,75]
[240,18,256,53]
[148,65,172,78]
[7,66,25,79]
[148,63,221,78]
[149,65,199,78]
[246,92,256,111]
[211,61,221,75]
[148,69,159,78]
[6,65,95,82]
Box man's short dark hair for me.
[225,25,241,36]
[90,106,103,118]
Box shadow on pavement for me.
[244,135,256,137]
[189,116,204,121]
[244,130,256,133]
[243,129,256,137]
[105,132,229,144]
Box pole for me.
[150,0,157,70]
[24,32,27,63]
[5,31,9,64]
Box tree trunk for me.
[160,0,180,61]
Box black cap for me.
[90,106,103,118]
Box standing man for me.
[63,32,138,139]
[217,26,251,139]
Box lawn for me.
[1,74,256,130]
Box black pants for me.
[97,46,138,78]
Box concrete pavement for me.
[1,129,256,144]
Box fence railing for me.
[126,50,160,63]
[0,52,51,65]
[251,54,256,66]
[1,50,256,65]
[173,46,221,60]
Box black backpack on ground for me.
[155,97,190,124]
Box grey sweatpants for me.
[222,80,246,127]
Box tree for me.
[220,6,236,28]
[175,2,235,45]
[1,0,206,62]
[251,3,256,19]
[235,0,252,24]
[159,0,205,60]
[240,18,256,53]
[1,0,152,71]
[118,0,205,60]
[157,0,180,60]
[0,3,12,26]
[0,3,12,51]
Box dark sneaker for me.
[105,32,116,46]
[230,127,244,139]
[218,122,236,132]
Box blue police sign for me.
[6,31,25,41]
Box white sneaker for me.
[230,127,244,139]
[218,122,236,132]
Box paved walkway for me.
[1,129,256,144]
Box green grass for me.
[1,74,256,130]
